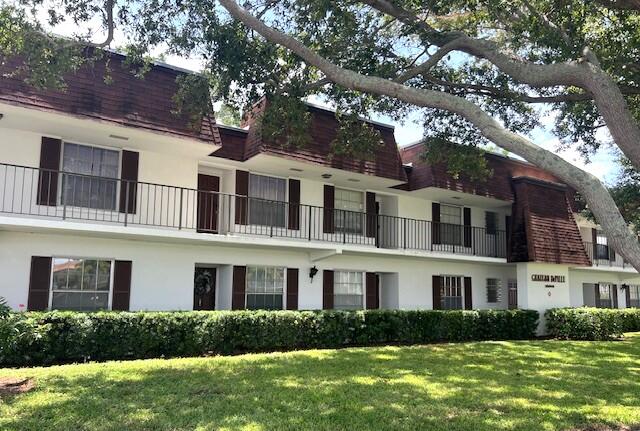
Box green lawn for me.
[1,335,640,431]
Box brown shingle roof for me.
[398,143,562,201]
[509,177,590,266]
[0,52,221,145]
[211,99,407,182]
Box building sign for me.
[531,274,566,283]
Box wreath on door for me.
[194,270,213,296]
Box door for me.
[508,279,518,309]
[197,174,220,233]
[194,267,216,310]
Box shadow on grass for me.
[1,337,640,431]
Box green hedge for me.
[545,307,640,340]
[0,309,539,366]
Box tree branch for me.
[394,40,461,83]
[217,0,640,270]
[94,0,115,48]
[594,0,640,11]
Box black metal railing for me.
[0,163,507,258]
[583,241,631,268]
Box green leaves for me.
[546,307,640,340]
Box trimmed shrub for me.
[546,307,640,340]
[0,309,539,366]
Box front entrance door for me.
[194,267,216,310]
[197,174,220,233]
[508,279,518,309]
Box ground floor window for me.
[246,266,284,310]
[596,283,614,308]
[486,278,501,303]
[629,285,640,308]
[51,257,112,311]
[334,271,364,310]
[441,275,463,310]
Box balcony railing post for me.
[308,206,312,241]
[178,188,184,230]
[124,181,129,227]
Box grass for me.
[1,335,640,431]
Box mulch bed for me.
[0,377,35,396]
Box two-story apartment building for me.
[1,53,638,329]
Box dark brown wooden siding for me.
[323,270,334,309]
[464,277,473,310]
[286,268,299,310]
[28,256,52,311]
[232,266,247,310]
[112,260,132,311]
[119,150,139,214]
[288,179,300,230]
[37,137,61,206]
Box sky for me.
[31,6,621,184]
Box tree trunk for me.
[218,0,640,272]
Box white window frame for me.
[58,141,122,210]
[247,172,288,228]
[48,256,115,311]
[333,270,365,310]
[440,274,464,310]
[597,282,614,308]
[629,285,640,308]
[334,187,365,235]
[486,278,502,304]
[245,265,286,310]
[439,204,463,246]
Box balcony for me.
[0,163,507,258]
[583,241,633,269]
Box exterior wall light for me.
[309,266,318,281]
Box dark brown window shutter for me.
[505,215,512,259]
[610,247,616,262]
[28,256,52,311]
[232,265,247,310]
[323,185,335,234]
[432,275,442,310]
[463,207,472,248]
[626,286,632,308]
[37,137,61,206]
[612,285,618,308]
[323,270,334,309]
[365,192,377,238]
[594,283,601,308]
[112,260,132,311]
[288,179,300,230]
[464,277,473,310]
[235,171,249,225]
[365,272,379,309]
[118,150,139,214]
[286,268,299,310]
[591,228,598,260]
[432,203,441,245]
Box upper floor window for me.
[595,232,610,260]
[441,275,463,310]
[246,266,284,310]
[485,211,498,235]
[248,174,286,227]
[334,188,364,234]
[51,257,112,311]
[440,204,462,246]
[62,143,119,210]
[629,285,640,308]
[334,271,364,310]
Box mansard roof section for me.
[509,177,591,266]
[0,51,221,146]
[211,99,408,182]
[398,142,563,202]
